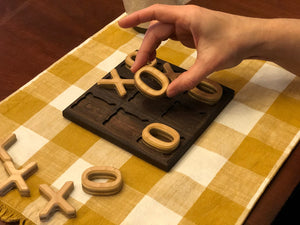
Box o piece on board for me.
[39,181,76,221]
[0,160,38,197]
[0,133,17,162]
[97,69,135,97]
[188,79,223,105]
[82,166,123,196]
[142,123,180,153]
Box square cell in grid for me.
[121,195,182,225]
[96,50,127,73]
[52,158,93,204]
[49,85,85,111]
[24,105,70,140]
[215,100,264,135]
[8,126,49,166]
[174,145,227,187]
[250,63,295,92]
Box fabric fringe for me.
[0,202,35,225]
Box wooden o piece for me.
[97,69,135,97]
[81,166,123,196]
[188,79,223,105]
[39,181,76,221]
[142,123,180,153]
[125,50,157,69]
[134,66,169,98]
[0,133,16,162]
[0,161,38,197]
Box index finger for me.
[118,4,183,28]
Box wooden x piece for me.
[125,50,157,69]
[39,181,76,221]
[0,160,38,197]
[0,133,17,162]
[97,69,135,97]
[163,62,181,81]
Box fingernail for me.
[166,88,175,98]
[131,63,137,73]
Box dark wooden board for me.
[63,58,234,171]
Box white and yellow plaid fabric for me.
[0,15,299,225]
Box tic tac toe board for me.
[63,58,234,171]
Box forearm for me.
[246,18,300,76]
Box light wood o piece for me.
[0,161,38,197]
[142,123,180,153]
[188,78,223,105]
[0,133,16,162]
[39,181,76,221]
[81,166,123,196]
[97,69,135,97]
[125,50,157,69]
[134,66,169,98]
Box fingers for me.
[131,22,174,72]
[119,4,182,28]
[166,58,213,97]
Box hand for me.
[118,4,262,97]
[119,4,300,97]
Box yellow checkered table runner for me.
[0,15,299,225]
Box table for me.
[0,0,299,224]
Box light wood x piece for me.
[0,160,38,197]
[39,181,76,221]
[0,133,17,162]
[163,63,181,82]
[97,69,135,97]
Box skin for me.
[118,4,300,97]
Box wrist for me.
[238,17,272,61]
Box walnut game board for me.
[63,58,235,171]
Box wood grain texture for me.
[0,161,38,197]
[39,181,76,221]
[0,0,299,224]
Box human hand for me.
[118,4,265,97]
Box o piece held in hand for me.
[81,166,123,196]
[134,66,169,98]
